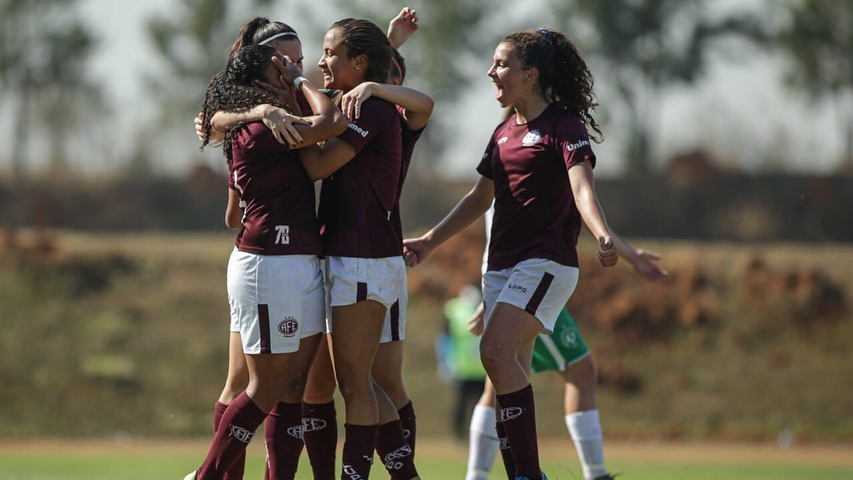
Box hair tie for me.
[258,31,299,45]
[536,28,554,42]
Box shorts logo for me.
[302,417,328,432]
[522,129,541,146]
[507,283,528,293]
[560,329,578,347]
[230,425,255,443]
[501,406,523,421]
[278,317,299,337]
[286,425,304,439]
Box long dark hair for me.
[331,18,392,84]
[200,44,288,162]
[229,17,299,55]
[502,28,603,142]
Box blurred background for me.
[0,0,851,447]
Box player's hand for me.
[631,249,668,281]
[253,77,294,105]
[402,237,433,267]
[194,112,207,142]
[341,82,377,120]
[387,7,419,49]
[271,55,302,85]
[466,303,486,336]
[196,111,224,144]
[597,236,618,267]
[258,105,311,147]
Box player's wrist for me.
[293,76,309,91]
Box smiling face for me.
[487,42,530,109]
[270,38,304,73]
[318,27,362,91]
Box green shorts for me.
[531,308,589,373]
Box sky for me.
[5,0,846,178]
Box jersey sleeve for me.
[336,97,392,154]
[556,116,596,170]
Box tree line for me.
[0,0,850,179]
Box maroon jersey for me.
[476,103,596,271]
[318,97,403,258]
[389,105,426,244]
[229,122,321,256]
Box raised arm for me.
[386,7,419,49]
[341,82,433,131]
[403,176,495,266]
[568,161,617,267]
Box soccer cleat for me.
[514,473,548,480]
[182,471,197,480]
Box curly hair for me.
[200,44,289,163]
[501,29,603,142]
[229,17,299,55]
[330,18,392,85]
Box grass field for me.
[0,438,851,480]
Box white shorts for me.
[227,248,325,354]
[380,268,407,343]
[325,256,405,310]
[482,258,579,334]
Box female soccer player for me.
[300,43,434,480]
[306,18,422,480]
[183,44,347,480]
[466,207,667,480]
[404,28,618,480]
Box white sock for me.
[565,409,607,479]
[465,404,499,480]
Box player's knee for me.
[479,342,510,376]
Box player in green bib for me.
[532,308,589,373]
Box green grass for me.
[0,440,850,480]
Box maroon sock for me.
[375,420,418,480]
[263,402,304,480]
[302,401,337,480]
[396,401,417,454]
[341,423,378,480]
[496,384,541,480]
[197,392,267,480]
[214,401,246,480]
[495,421,516,480]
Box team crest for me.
[302,417,328,432]
[230,425,255,443]
[287,425,304,439]
[497,136,508,145]
[521,129,542,146]
[501,406,523,421]
[278,317,299,337]
[560,329,578,347]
